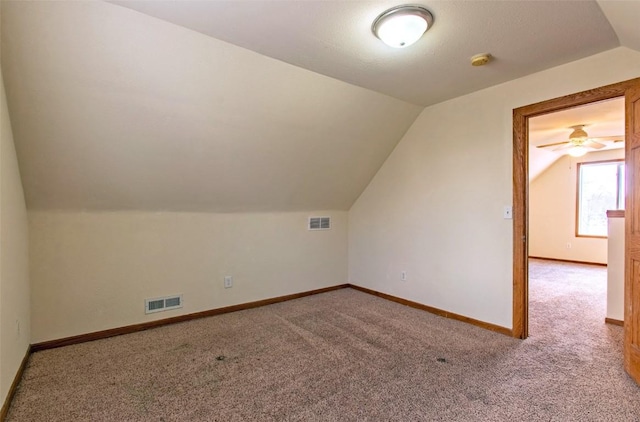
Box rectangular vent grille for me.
[147,299,165,311]
[145,295,183,314]
[165,296,181,307]
[309,216,331,230]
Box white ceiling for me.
[109,0,620,107]
[529,97,625,181]
[597,1,640,53]
[1,1,638,213]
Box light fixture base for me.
[569,124,588,141]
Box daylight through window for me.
[577,160,624,237]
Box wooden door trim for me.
[624,83,640,383]
[513,77,640,339]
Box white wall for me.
[529,149,624,264]
[29,211,347,343]
[349,47,640,330]
[0,57,30,402]
[607,216,625,321]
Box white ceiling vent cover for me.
[309,216,331,231]
[145,295,183,314]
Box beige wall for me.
[0,62,31,401]
[29,211,347,343]
[349,47,640,330]
[13,46,640,351]
[2,0,421,213]
[529,149,624,264]
[607,216,625,321]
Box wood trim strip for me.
[575,161,582,249]
[607,210,625,218]
[31,284,349,352]
[514,79,640,118]
[0,346,31,422]
[32,283,515,353]
[349,284,513,337]
[513,107,528,339]
[605,318,624,326]
[528,256,607,267]
[513,77,640,341]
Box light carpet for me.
[7,259,640,421]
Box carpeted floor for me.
[7,259,640,421]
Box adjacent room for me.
[528,98,626,331]
[1,1,640,420]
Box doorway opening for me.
[526,99,625,334]
[512,77,640,340]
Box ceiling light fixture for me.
[569,126,589,142]
[568,146,588,157]
[372,5,434,48]
[567,125,589,157]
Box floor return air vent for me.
[145,295,183,314]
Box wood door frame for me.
[512,77,640,339]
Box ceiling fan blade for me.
[584,140,606,149]
[536,135,624,150]
[589,135,624,142]
[536,141,569,149]
[552,143,574,151]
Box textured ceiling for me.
[109,0,620,107]
[529,98,625,181]
[597,1,640,52]
[1,1,421,212]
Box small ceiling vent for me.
[145,295,183,314]
[309,216,331,231]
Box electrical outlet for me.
[401,271,407,281]
[224,276,233,289]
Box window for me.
[576,160,624,237]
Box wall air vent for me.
[308,216,331,231]
[145,295,183,314]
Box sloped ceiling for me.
[109,0,620,107]
[1,1,421,212]
[529,98,625,181]
[597,1,640,52]
[1,1,637,213]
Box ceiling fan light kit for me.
[568,145,588,157]
[372,5,434,48]
[536,123,620,157]
[569,125,589,141]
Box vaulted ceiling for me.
[110,0,620,107]
[1,1,421,212]
[1,1,639,212]
[529,98,625,181]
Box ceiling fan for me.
[536,124,624,157]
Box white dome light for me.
[568,146,588,157]
[372,5,434,48]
